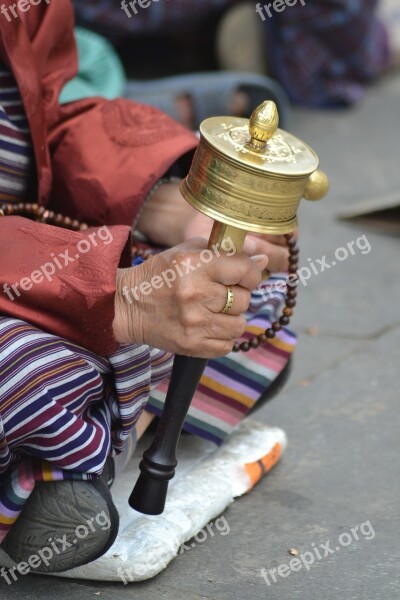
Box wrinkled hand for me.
[113,239,267,358]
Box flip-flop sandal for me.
[125,71,289,128]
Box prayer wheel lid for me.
[180,100,329,236]
[200,101,319,177]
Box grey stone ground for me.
[1,73,399,600]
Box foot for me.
[175,90,255,129]
[1,478,119,573]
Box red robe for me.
[0,0,198,355]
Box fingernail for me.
[250,254,269,270]
[250,254,267,261]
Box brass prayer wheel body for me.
[180,101,329,235]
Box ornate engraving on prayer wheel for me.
[180,100,329,235]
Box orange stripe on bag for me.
[244,442,282,492]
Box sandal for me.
[125,70,289,128]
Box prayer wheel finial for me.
[249,100,279,151]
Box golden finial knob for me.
[303,170,330,201]
[249,101,279,151]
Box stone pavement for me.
[1,72,399,600]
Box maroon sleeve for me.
[0,217,131,355]
[47,98,198,228]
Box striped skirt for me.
[0,275,296,541]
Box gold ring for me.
[222,286,234,314]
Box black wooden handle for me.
[129,354,208,515]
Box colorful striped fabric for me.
[0,317,174,540]
[0,63,32,202]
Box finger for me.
[202,314,247,343]
[243,234,287,253]
[243,238,289,272]
[264,235,288,247]
[210,253,264,291]
[263,244,289,273]
[208,285,251,316]
[180,338,238,359]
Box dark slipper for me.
[1,478,119,573]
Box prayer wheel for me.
[129,101,329,515]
